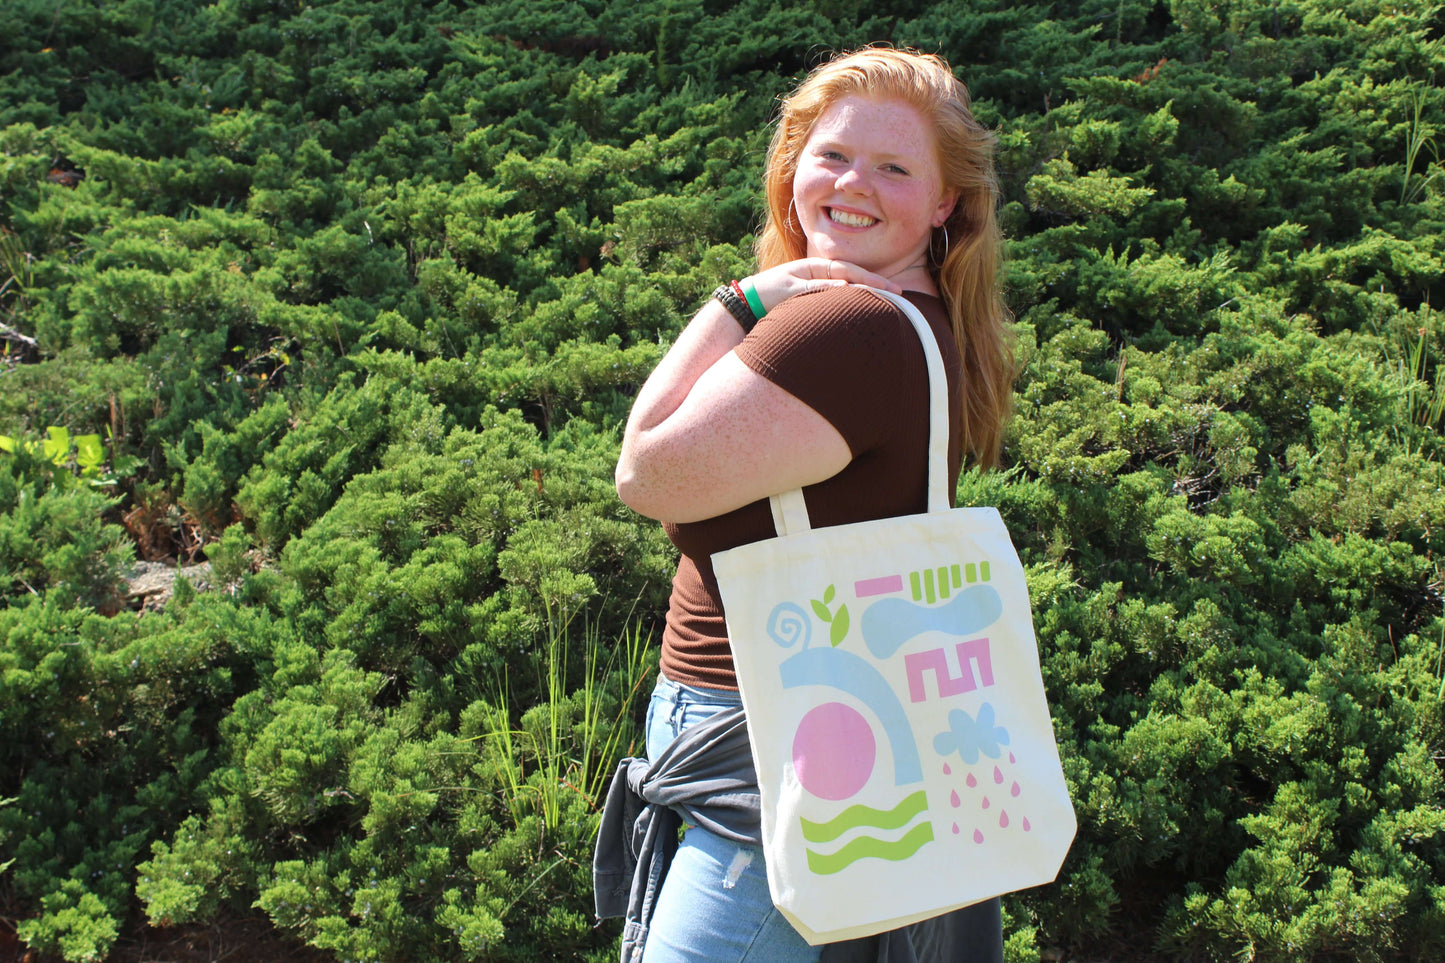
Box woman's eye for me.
[884,164,909,175]
[821,150,846,161]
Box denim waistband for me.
[653,671,743,707]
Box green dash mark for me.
[951,563,962,589]
[799,791,930,843]
[981,560,991,581]
[936,566,951,599]
[910,571,922,601]
[923,568,936,604]
[965,562,977,583]
[805,822,935,875]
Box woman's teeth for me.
[829,209,876,227]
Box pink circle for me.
[792,702,876,800]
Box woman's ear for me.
[933,189,959,228]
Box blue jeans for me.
[640,674,822,963]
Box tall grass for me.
[1401,87,1442,205]
[577,616,653,808]
[480,608,654,833]
[1398,324,1445,431]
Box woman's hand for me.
[744,258,902,315]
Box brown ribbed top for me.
[658,286,963,690]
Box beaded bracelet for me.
[712,283,758,334]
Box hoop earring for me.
[788,198,799,231]
[929,224,950,266]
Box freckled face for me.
[792,95,957,280]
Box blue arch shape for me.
[780,648,923,787]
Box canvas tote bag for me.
[711,288,1076,945]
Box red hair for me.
[756,47,1013,468]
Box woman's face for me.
[792,94,957,279]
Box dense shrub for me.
[2,1,1443,961]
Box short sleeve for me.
[733,286,913,457]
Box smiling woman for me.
[602,47,1012,963]
[791,95,956,286]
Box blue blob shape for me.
[780,647,923,786]
[860,585,1004,660]
[932,702,1010,766]
[767,601,811,649]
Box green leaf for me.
[811,599,833,623]
[830,605,850,646]
[75,434,105,476]
[823,584,835,605]
[43,426,70,466]
[0,434,13,454]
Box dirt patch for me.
[123,561,214,612]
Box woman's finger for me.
[750,258,904,310]
[820,259,903,293]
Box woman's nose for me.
[834,164,871,194]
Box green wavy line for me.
[799,790,929,843]
[804,822,935,875]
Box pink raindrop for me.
[1000,810,1010,829]
[993,765,1004,784]
[973,828,985,844]
[950,790,961,808]
[966,773,977,788]
[952,822,960,835]
[1009,752,1017,764]
[981,796,991,810]
[1011,781,1021,797]
[1022,817,1032,832]
[942,763,952,775]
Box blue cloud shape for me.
[932,702,1010,765]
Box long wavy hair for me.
[755,46,1014,468]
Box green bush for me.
[2,1,1443,961]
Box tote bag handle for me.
[769,287,950,537]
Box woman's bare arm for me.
[616,260,899,523]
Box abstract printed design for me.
[793,702,876,800]
[805,821,935,875]
[940,748,1033,845]
[767,601,811,649]
[767,553,1047,875]
[933,702,1010,765]
[860,584,1003,659]
[779,646,922,787]
[904,637,995,703]
[799,791,934,875]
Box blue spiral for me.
[766,601,812,649]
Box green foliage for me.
[0,438,132,609]
[2,0,1444,960]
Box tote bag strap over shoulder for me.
[768,287,950,537]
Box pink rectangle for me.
[855,575,904,597]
